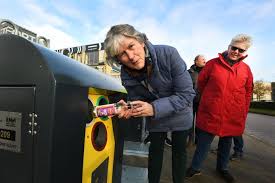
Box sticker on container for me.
[0,111,22,152]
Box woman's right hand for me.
[116,100,133,119]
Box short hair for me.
[230,34,253,49]
[104,24,146,67]
[194,54,204,63]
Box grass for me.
[249,108,275,116]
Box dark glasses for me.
[230,45,246,53]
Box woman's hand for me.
[130,100,154,117]
[116,100,133,119]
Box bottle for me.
[93,102,132,118]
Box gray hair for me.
[194,54,204,63]
[230,34,253,49]
[104,24,146,67]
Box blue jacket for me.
[121,41,195,132]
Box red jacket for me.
[196,53,253,137]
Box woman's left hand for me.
[130,100,154,117]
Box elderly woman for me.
[186,34,253,183]
[104,24,195,183]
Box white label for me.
[0,111,22,152]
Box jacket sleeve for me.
[245,66,254,114]
[197,61,212,94]
[151,48,195,119]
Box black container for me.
[0,34,125,183]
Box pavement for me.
[122,132,275,183]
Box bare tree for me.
[253,80,271,101]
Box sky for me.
[1,0,275,82]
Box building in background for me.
[55,43,121,80]
[0,19,119,79]
[0,19,50,48]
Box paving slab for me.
[122,133,275,183]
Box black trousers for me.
[148,130,189,183]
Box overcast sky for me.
[1,0,275,82]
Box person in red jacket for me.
[186,34,253,183]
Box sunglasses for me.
[230,45,246,53]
